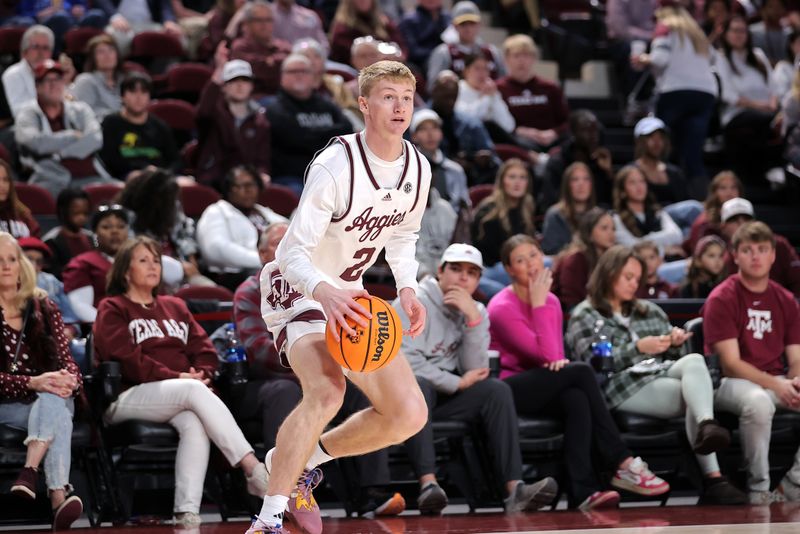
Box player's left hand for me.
[399,287,426,338]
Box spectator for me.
[410,108,470,211]
[633,240,676,299]
[15,60,118,198]
[611,166,683,255]
[772,29,800,101]
[417,187,457,280]
[197,54,271,190]
[543,110,614,208]
[328,0,407,66]
[232,222,407,518]
[2,26,61,120]
[272,0,330,56]
[99,0,185,57]
[14,2,107,49]
[470,159,536,296]
[63,204,128,323]
[455,54,516,143]
[631,2,716,198]
[718,197,800,296]
[541,162,596,256]
[69,34,124,121]
[605,0,657,100]
[704,221,800,505]
[398,242,558,515]
[93,236,268,527]
[266,54,352,196]
[702,0,733,47]
[680,234,727,297]
[497,34,569,153]
[42,188,92,281]
[0,233,84,530]
[117,167,213,288]
[430,70,499,186]
[398,0,451,71]
[553,207,616,310]
[230,0,291,98]
[0,160,40,239]
[206,0,247,55]
[750,0,790,65]
[427,1,504,91]
[489,234,671,509]
[683,170,742,255]
[630,116,691,205]
[565,245,747,505]
[197,165,287,290]
[100,73,179,180]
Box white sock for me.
[258,494,289,527]
[304,441,334,471]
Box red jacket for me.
[553,250,590,310]
[230,37,290,97]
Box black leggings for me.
[504,362,631,505]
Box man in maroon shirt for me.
[230,0,291,98]
[704,221,800,505]
[497,34,569,153]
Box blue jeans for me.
[0,393,75,491]
[658,258,689,285]
[479,262,510,299]
[664,199,703,239]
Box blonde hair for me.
[476,158,536,240]
[358,60,416,97]
[0,232,46,312]
[656,6,710,56]
[331,0,390,41]
[503,34,539,57]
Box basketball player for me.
[247,61,432,534]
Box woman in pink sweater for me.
[487,234,669,510]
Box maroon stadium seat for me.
[0,27,26,56]
[84,182,124,210]
[468,184,494,207]
[494,143,531,162]
[162,62,213,103]
[259,183,299,218]
[179,182,220,218]
[130,31,184,59]
[15,183,55,215]
[63,27,103,56]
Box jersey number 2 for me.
[340,247,376,282]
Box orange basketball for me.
[325,295,402,373]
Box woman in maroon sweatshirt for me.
[92,236,267,527]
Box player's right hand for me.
[313,282,371,341]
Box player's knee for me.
[388,393,428,442]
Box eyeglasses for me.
[27,44,52,51]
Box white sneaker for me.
[173,511,202,527]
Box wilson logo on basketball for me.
[345,207,406,242]
[371,312,391,362]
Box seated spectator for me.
[749,0,790,65]
[772,29,800,101]
[543,110,614,208]
[232,222,407,519]
[553,207,616,310]
[63,204,128,322]
[197,165,287,290]
[680,234,727,298]
[410,109,469,211]
[0,160,40,238]
[272,0,329,55]
[718,197,800,296]
[541,162,596,256]
[399,0,451,71]
[611,166,683,256]
[117,168,214,288]
[565,245,746,505]
[497,34,569,153]
[684,170,742,254]
[417,187,457,280]
[267,54,352,196]
[704,221,800,505]
[455,54,516,144]
[427,1,504,92]
[328,0,407,66]
[470,159,536,296]
[631,117,691,205]
[0,233,85,529]
[16,60,118,198]
[230,0,291,98]
[430,70,499,186]
[101,0,185,57]
[42,188,93,280]
[398,242,558,515]
[93,236,268,527]
[69,34,123,121]
[489,235,671,509]
[100,72,179,180]
[633,240,676,299]
[702,0,732,47]
[197,53,271,190]
[12,2,106,54]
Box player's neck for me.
[363,129,404,161]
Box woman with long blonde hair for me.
[541,162,595,255]
[631,2,716,198]
[329,0,407,65]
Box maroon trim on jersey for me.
[409,145,423,213]
[275,309,328,366]
[331,136,356,223]
[394,140,412,191]
[354,134,382,190]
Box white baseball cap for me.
[721,197,754,223]
[440,243,484,270]
[410,109,442,134]
[222,59,253,83]
[634,116,667,138]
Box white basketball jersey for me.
[307,133,428,289]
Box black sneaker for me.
[698,476,747,505]
[357,487,406,518]
[417,483,448,515]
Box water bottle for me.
[590,319,614,377]
[222,323,248,396]
[225,323,246,363]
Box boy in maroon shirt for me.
[703,221,800,505]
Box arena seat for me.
[63,27,103,71]
[259,184,299,218]
[468,184,494,207]
[15,183,55,215]
[161,62,214,104]
[129,31,184,74]
[84,182,124,211]
[179,182,220,218]
[0,27,26,58]
[494,143,530,162]
[148,98,196,147]
[181,139,199,176]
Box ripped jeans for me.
[0,393,75,491]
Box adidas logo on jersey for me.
[381,192,392,201]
